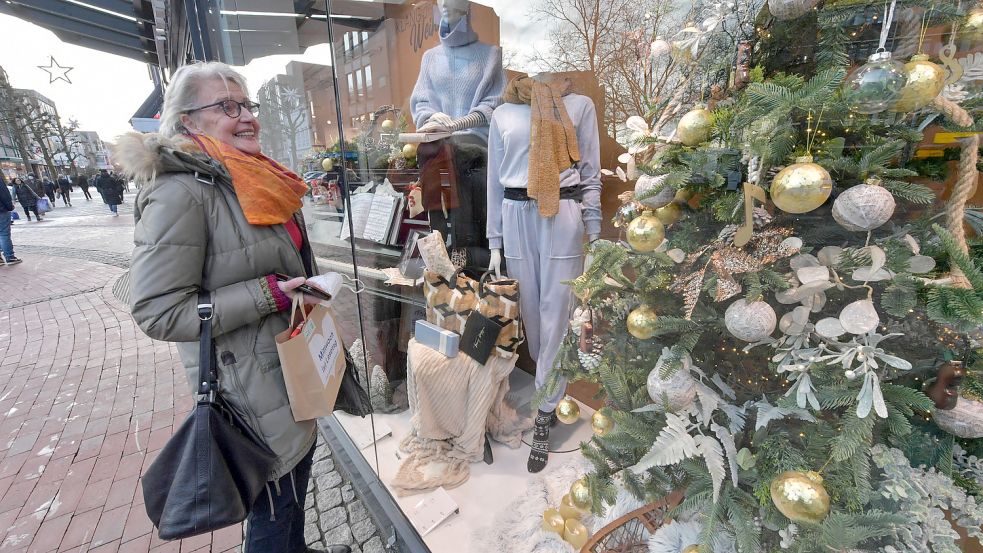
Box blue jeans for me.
[0,211,13,261]
[244,444,315,553]
[109,204,118,214]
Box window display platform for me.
[325,369,594,553]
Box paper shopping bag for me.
[275,297,347,421]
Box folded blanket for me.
[390,339,532,496]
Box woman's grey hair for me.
[158,61,250,138]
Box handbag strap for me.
[197,291,218,395]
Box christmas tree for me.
[545,0,983,551]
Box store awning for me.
[0,0,159,65]
[130,84,163,132]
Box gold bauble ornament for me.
[562,519,590,549]
[569,477,591,509]
[890,54,946,112]
[770,470,831,525]
[626,212,665,252]
[770,156,832,214]
[627,304,659,340]
[402,143,418,159]
[591,410,615,437]
[682,546,701,553]
[962,7,983,43]
[559,494,587,520]
[676,106,713,147]
[654,202,682,225]
[556,397,581,424]
[542,508,565,534]
[674,188,694,203]
[380,119,395,131]
[321,157,334,171]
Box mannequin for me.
[410,0,506,271]
[486,74,601,473]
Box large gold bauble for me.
[380,119,395,131]
[770,470,831,525]
[770,156,832,214]
[559,494,587,520]
[653,202,682,225]
[556,397,581,424]
[627,304,659,340]
[321,157,334,171]
[569,477,591,509]
[890,54,946,113]
[682,546,701,553]
[562,519,591,549]
[542,508,565,534]
[626,212,665,252]
[402,143,418,159]
[676,106,713,147]
[591,410,615,437]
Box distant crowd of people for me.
[0,169,129,265]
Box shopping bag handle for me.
[288,293,309,328]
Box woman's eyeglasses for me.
[185,99,260,118]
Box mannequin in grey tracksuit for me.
[486,92,602,418]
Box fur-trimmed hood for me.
[112,132,229,186]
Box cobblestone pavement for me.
[0,193,382,552]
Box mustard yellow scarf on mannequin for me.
[502,75,581,218]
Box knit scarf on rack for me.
[188,134,308,226]
[502,75,580,218]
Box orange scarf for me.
[190,134,309,226]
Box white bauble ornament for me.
[650,39,671,61]
[768,0,821,20]
[647,361,697,411]
[839,299,879,335]
[725,299,777,342]
[634,174,675,208]
[832,182,896,232]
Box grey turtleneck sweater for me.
[409,18,506,143]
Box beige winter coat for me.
[116,132,316,480]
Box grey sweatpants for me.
[502,198,584,411]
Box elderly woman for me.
[115,62,350,553]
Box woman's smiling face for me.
[181,79,261,155]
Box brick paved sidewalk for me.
[0,249,382,553]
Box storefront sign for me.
[394,2,439,54]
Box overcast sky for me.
[0,13,154,145]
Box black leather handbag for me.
[142,292,278,540]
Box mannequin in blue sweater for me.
[410,0,506,272]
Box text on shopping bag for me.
[302,314,341,387]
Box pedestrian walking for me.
[57,174,73,206]
[12,177,43,222]
[42,177,57,205]
[94,169,124,216]
[0,173,20,265]
[76,174,93,201]
[120,61,349,553]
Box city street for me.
[0,194,381,553]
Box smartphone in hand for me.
[274,273,333,302]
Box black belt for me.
[504,185,584,202]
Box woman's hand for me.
[277,277,324,306]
